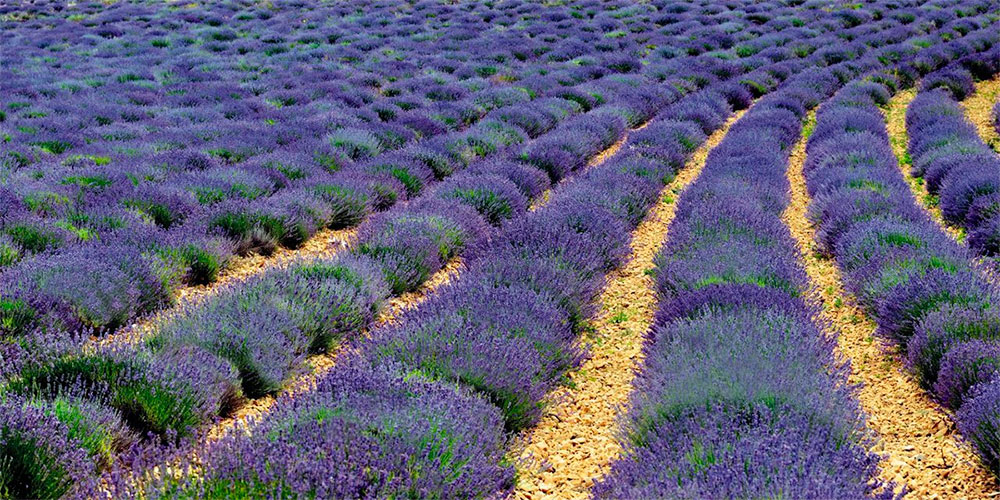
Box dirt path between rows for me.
[884,89,965,243]
[511,109,747,500]
[963,75,1000,153]
[783,111,995,499]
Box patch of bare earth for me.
[884,89,966,243]
[963,75,1000,153]
[783,111,996,499]
[511,109,747,500]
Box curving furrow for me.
[592,69,893,498]
[513,101,747,500]
[787,108,993,495]
[962,74,1000,153]
[803,76,1000,485]
[901,52,1000,258]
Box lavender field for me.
[3,0,1000,498]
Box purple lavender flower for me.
[156,362,513,498]
[0,395,97,499]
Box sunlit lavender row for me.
[4,0,1000,498]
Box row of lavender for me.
[122,6,1000,498]
[804,69,1000,478]
[0,81,663,497]
[0,0,860,493]
[0,0,835,346]
[904,54,1000,257]
[0,0,994,497]
[595,68,890,498]
[595,15,1000,497]
[995,97,1000,135]
[130,69,755,500]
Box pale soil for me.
[784,111,996,499]
[883,89,965,242]
[963,75,1000,153]
[511,109,747,500]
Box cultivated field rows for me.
[6,0,1000,499]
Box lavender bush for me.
[805,75,1000,477]
[907,85,1000,257]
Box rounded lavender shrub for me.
[434,172,528,226]
[967,192,1000,227]
[834,217,949,273]
[255,189,333,249]
[958,378,1000,475]
[655,282,813,326]
[520,130,596,181]
[491,198,630,276]
[363,280,578,431]
[628,119,704,162]
[809,190,923,255]
[925,153,998,197]
[1,219,72,255]
[205,200,282,257]
[283,254,391,352]
[0,244,175,336]
[309,174,371,229]
[466,250,602,331]
[158,224,234,286]
[153,253,388,397]
[938,165,1000,226]
[908,304,1000,387]
[356,211,467,294]
[119,185,199,229]
[968,216,1000,256]
[935,340,1000,410]
[9,343,241,439]
[590,153,672,213]
[869,265,987,343]
[0,395,96,499]
[162,362,513,498]
[361,153,435,197]
[993,100,999,136]
[466,160,551,199]
[33,396,134,470]
[920,67,975,100]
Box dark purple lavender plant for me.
[958,378,1000,475]
[0,395,97,499]
[362,280,579,431]
[935,340,1000,410]
[150,362,514,498]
